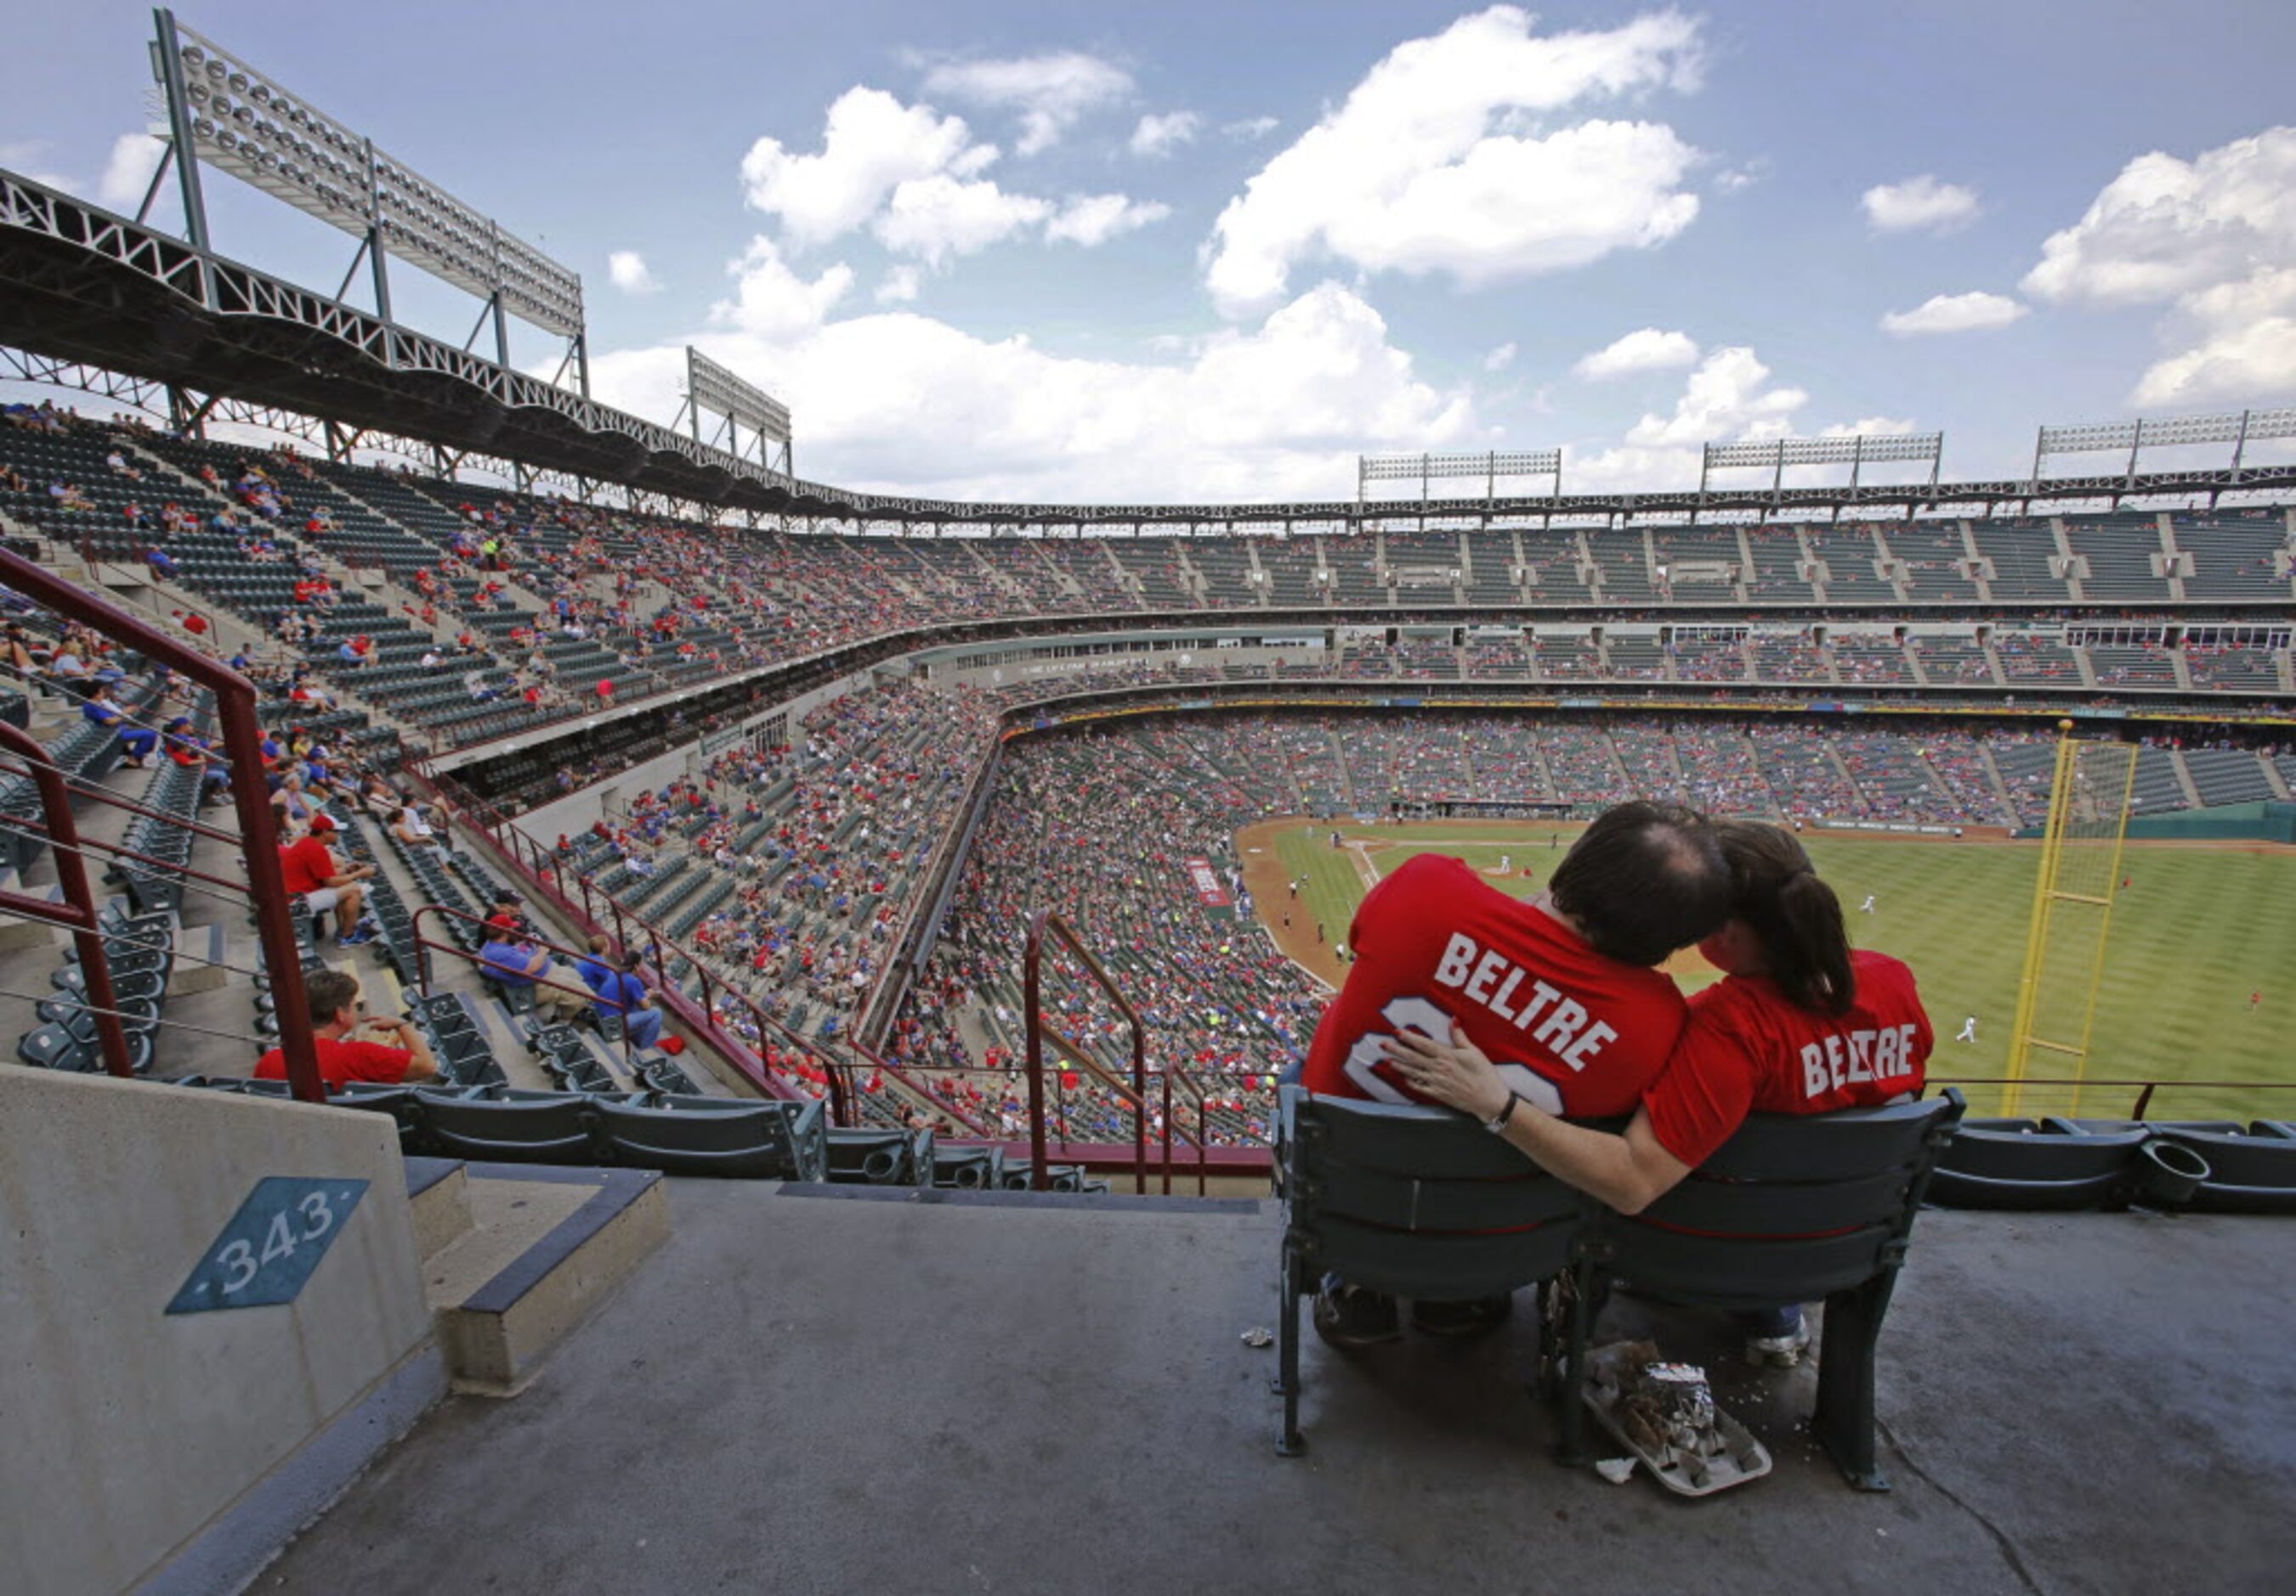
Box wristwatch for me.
[1482,1092,1522,1135]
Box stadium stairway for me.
[404,1153,668,1395]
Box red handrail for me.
[0,547,322,1101]
[1023,908,1205,1195]
[0,719,133,1078]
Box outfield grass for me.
[1268,822,2296,1121]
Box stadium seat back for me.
[1278,1087,1585,1304]
[594,1098,826,1180]
[417,1091,598,1163]
[1607,1095,1963,1305]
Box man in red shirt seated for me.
[277,813,377,944]
[252,967,439,1089]
[1385,820,1931,1363]
[1302,801,1732,1345]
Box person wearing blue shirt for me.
[572,935,616,999]
[478,935,584,1022]
[82,686,156,766]
[587,949,661,1050]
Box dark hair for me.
[305,967,360,1027]
[1715,821,1855,1016]
[1549,801,1732,966]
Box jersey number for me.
[1341,996,1562,1114]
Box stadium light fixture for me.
[2032,407,2296,487]
[1698,432,1943,497]
[1358,449,1563,504]
[676,348,793,479]
[149,9,586,371]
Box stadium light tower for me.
[1357,450,1562,505]
[142,8,590,393]
[1698,433,1944,498]
[674,348,794,482]
[2030,407,2296,489]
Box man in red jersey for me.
[1386,820,1930,1363]
[1304,802,1731,1119]
[1303,801,1731,1345]
[252,967,439,1089]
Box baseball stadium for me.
[2,7,2292,1594]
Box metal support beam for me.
[151,8,211,252]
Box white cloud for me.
[712,237,854,340]
[2022,127,2296,406]
[1569,371,1905,492]
[94,133,167,211]
[1861,175,1979,234]
[876,264,922,305]
[874,174,1050,265]
[1203,7,1706,316]
[607,251,661,295]
[737,84,1166,267]
[1818,416,1919,439]
[1130,111,1200,158]
[1223,116,1280,141]
[2024,129,2296,308]
[1879,290,2027,337]
[1624,346,1806,447]
[590,277,1473,502]
[1045,194,1172,247]
[1483,342,1517,371]
[2131,266,2296,406]
[740,88,980,246]
[920,52,1132,157]
[1573,325,1699,380]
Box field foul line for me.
[1263,920,1336,993]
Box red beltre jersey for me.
[1303,854,1689,1117]
[1643,949,1932,1168]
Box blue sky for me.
[7,2,2295,502]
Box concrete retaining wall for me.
[0,1072,438,1596]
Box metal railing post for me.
[0,722,132,1078]
[1023,912,1049,1191]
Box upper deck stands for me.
[1807,527,1895,603]
[2065,514,2173,603]
[1583,527,1654,603]
[1883,524,1982,603]
[1969,520,2072,603]
[1256,538,1324,609]
[1737,526,1811,602]
[2178,514,2295,602]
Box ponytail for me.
[1715,822,1857,1016]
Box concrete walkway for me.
[266,1187,2296,1595]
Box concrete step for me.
[417,1162,667,1395]
[406,1156,474,1261]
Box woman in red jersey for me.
[1386,819,1931,1360]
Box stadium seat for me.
[1929,1118,2152,1210]
[417,1090,599,1163]
[932,1144,1005,1190]
[593,1097,827,1180]
[2137,1122,2296,1215]
[1272,1086,1590,1458]
[826,1127,934,1186]
[1565,1093,1964,1488]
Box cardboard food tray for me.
[1581,1377,1773,1497]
